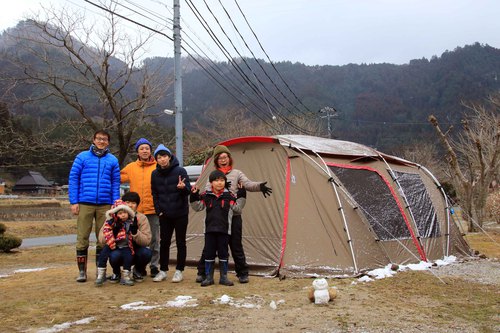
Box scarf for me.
[91,144,108,157]
[218,165,232,175]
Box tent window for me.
[329,166,411,241]
[392,171,441,238]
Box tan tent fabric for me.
[179,135,471,278]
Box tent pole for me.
[376,153,428,261]
[280,139,360,274]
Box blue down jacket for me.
[68,146,120,205]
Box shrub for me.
[485,190,500,224]
[0,234,22,252]
[0,223,22,252]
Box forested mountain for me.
[165,42,499,149]
[1,20,499,184]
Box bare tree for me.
[429,94,500,231]
[2,1,172,166]
[184,106,323,165]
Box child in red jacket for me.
[96,199,136,286]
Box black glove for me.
[236,187,246,199]
[260,182,272,198]
[129,216,138,235]
[225,180,232,189]
[190,189,201,202]
[112,221,121,238]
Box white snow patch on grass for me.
[213,294,265,309]
[36,316,95,333]
[15,267,48,273]
[121,296,198,311]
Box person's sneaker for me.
[195,274,205,283]
[150,266,159,278]
[108,273,121,284]
[238,275,249,284]
[172,270,183,283]
[153,270,167,282]
[133,268,144,282]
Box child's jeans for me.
[107,247,133,274]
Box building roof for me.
[14,171,51,186]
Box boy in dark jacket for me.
[151,144,191,283]
[190,170,246,286]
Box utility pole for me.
[173,0,183,166]
[319,106,337,139]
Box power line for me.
[83,0,313,134]
[218,0,311,117]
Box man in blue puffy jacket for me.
[69,130,121,282]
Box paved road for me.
[20,234,97,248]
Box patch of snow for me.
[358,257,461,283]
[214,294,265,309]
[365,264,398,279]
[358,275,374,283]
[269,300,277,310]
[14,267,48,273]
[219,294,231,304]
[434,255,457,266]
[121,296,198,311]
[0,274,9,278]
[36,316,95,333]
[165,295,198,307]
[403,261,433,271]
[121,301,160,311]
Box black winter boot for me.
[95,248,102,266]
[76,249,88,283]
[219,260,234,286]
[201,260,215,287]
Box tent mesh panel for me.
[330,166,411,241]
[392,170,441,238]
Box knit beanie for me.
[154,144,172,160]
[209,170,227,183]
[134,138,152,151]
[106,199,135,220]
[213,145,231,158]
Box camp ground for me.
[180,135,471,278]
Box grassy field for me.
[2,219,76,238]
[0,199,499,332]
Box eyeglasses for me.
[95,137,109,142]
[218,155,229,160]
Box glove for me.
[260,182,272,198]
[236,187,246,199]
[112,222,121,238]
[225,180,232,189]
[129,216,138,235]
[190,189,201,203]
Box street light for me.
[163,109,175,116]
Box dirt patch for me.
[0,245,498,333]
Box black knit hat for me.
[122,191,141,207]
[209,170,227,183]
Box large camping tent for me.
[183,135,471,278]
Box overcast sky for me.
[1,0,499,66]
